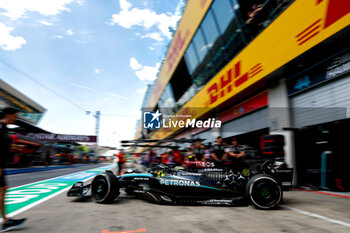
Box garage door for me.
[193,129,217,143]
[221,108,269,138]
[290,74,350,128]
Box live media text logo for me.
[143,110,222,129]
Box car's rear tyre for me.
[91,172,120,203]
[246,174,282,210]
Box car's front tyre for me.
[91,172,120,203]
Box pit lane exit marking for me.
[1,164,116,221]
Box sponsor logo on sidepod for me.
[159,179,200,187]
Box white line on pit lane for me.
[1,164,117,222]
[284,206,350,228]
[8,164,115,190]
[6,186,71,219]
[7,167,84,177]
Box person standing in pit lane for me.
[210,136,227,161]
[148,150,158,167]
[117,149,126,175]
[165,150,175,165]
[226,138,249,174]
[0,107,26,231]
[204,143,212,160]
[173,149,183,166]
[186,146,195,161]
[192,139,206,161]
[161,152,167,164]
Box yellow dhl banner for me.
[146,0,213,109]
[151,0,350,140]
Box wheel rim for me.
[250,178,281,208]
[92,176,109,200]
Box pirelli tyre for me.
[246,174,282,210]
[91,172,120,203]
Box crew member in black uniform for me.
[226,137,248,172]
[0,107,26,231]
[210,136,227,161]
[192,139,205,161]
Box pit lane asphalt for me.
[6,164,106,188]
[12,187,350,232]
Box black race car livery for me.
[67,159,293,210]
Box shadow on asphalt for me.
[71,196,93,202]
[69,194,135,205]
[280,197,298,205]
[69,194,288,210]
[112,195,134,205]
[10,226,28,232]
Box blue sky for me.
[0,0,184,147]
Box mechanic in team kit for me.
[210,136,227,161]
[192,139,206,161]
[0,107,27,231]
[226,138,249,174]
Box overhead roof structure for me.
[0,79,46,124]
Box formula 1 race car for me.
[67,159,293,210]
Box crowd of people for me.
[137,136,248,172]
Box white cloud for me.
[149,46,155,51]
[135,63,160,82]
[55,35,64,39]
[0,0,77,50]
[66,29,74,35]
[129,57,142,70]
[119,0,131,11]
[38,20,53,26]
[95,68,100,74]
[129,57,160,82]
[110,0,184,41]
[0,0,75,20]
[141,32,163,42]
[137,86,147,94]
[0,22,26,50]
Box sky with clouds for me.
[0,0,184,148]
